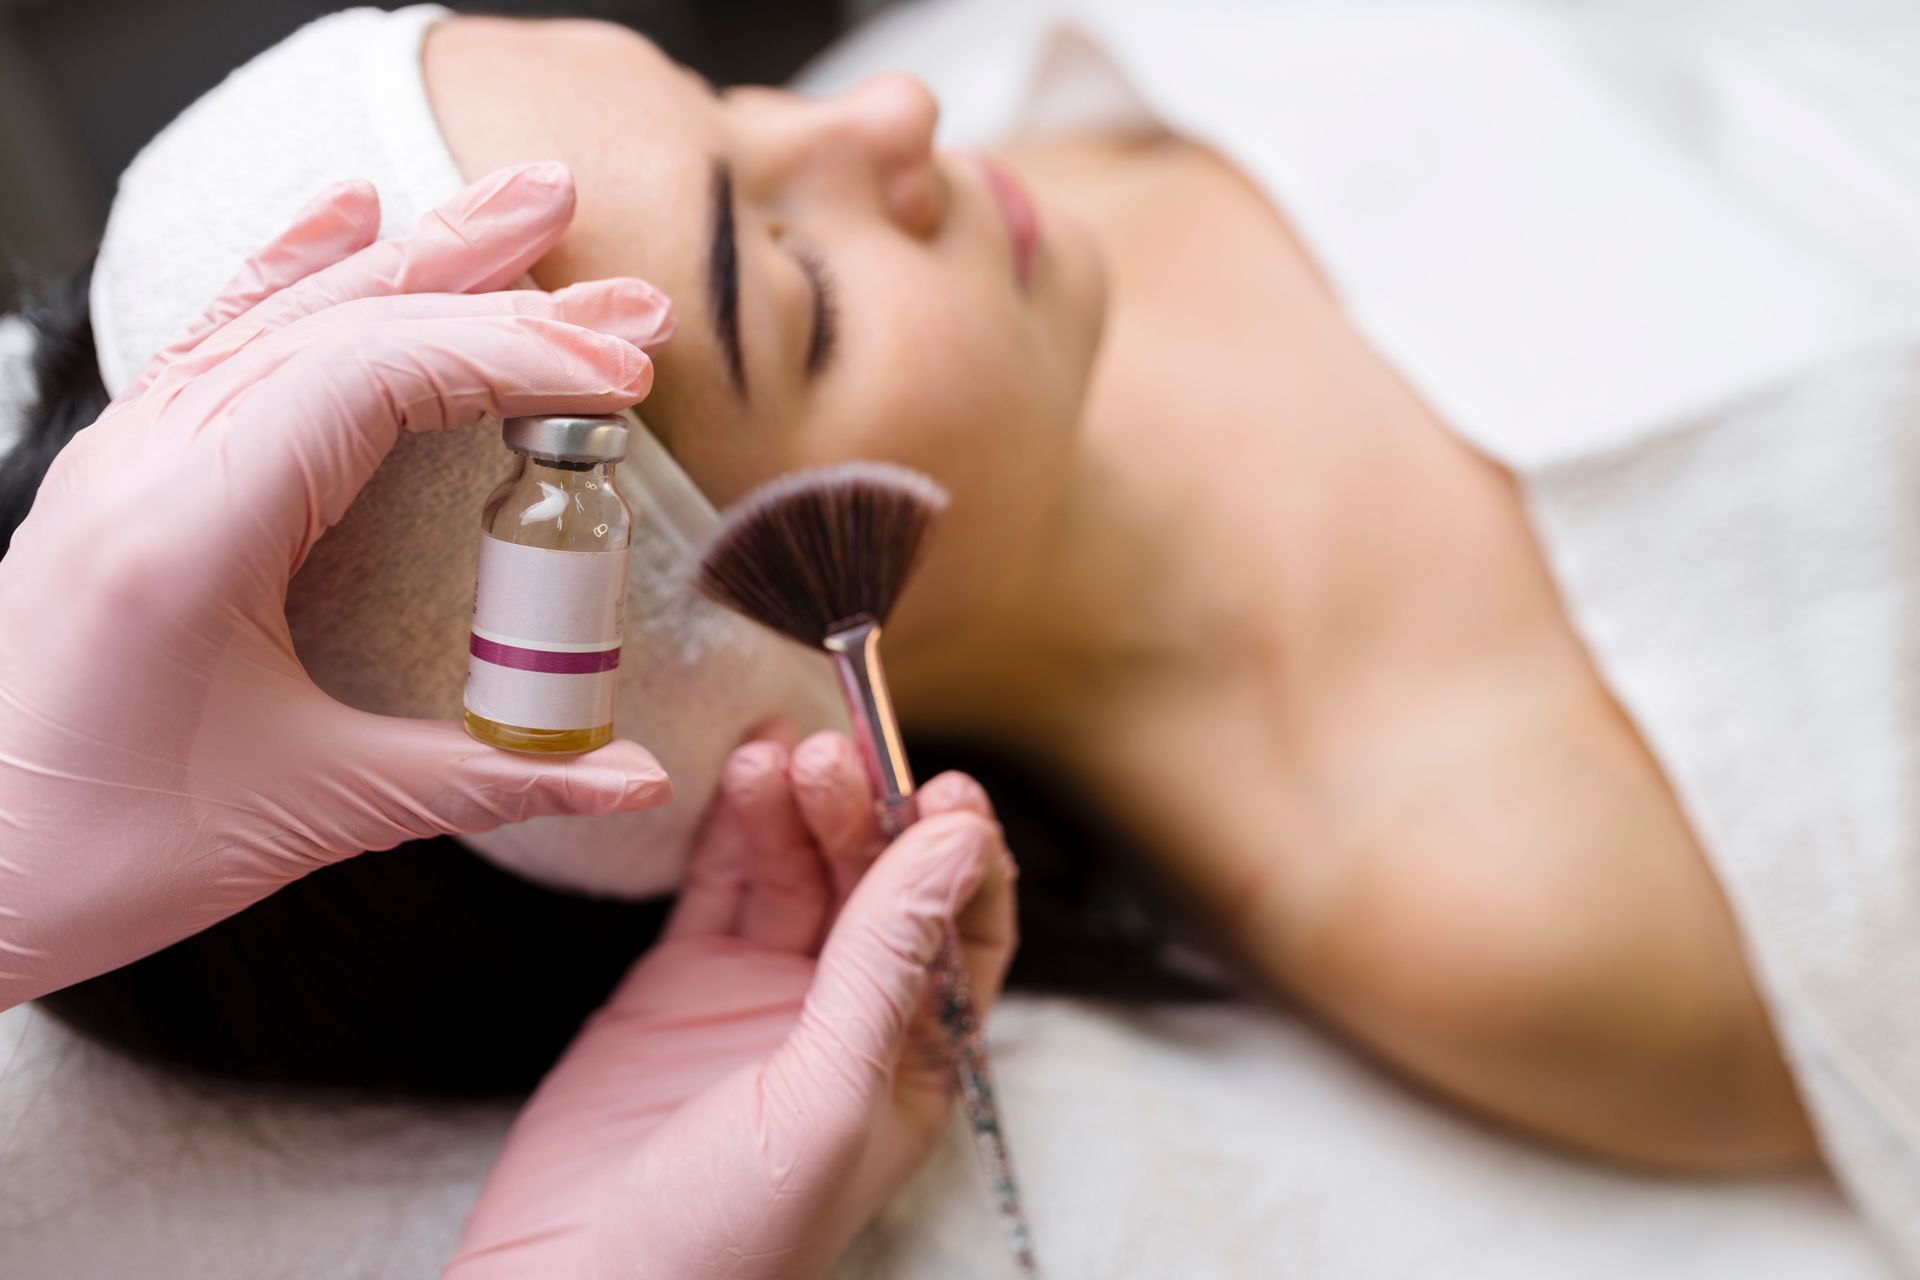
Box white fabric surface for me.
[800,0,1920,1269]
[87,4,847,899]
[0,997,1892,1280]
[0,313,33,464]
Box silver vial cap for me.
[501,414,629,465]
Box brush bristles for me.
[696,461,951,646]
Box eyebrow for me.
[707,162,747,396]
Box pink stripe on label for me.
[470,633,622,675]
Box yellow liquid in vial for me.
[463,711,614,755]
[466,447,631,757]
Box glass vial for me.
[463,414,633,754]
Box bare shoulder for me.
[1015,118,1820,1173]
[1070,571,1816,1172]
[1236,667,1817,1171]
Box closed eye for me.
[795,244,838,378]
[708,162,746,396]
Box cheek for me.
[805,269,1082,635]
[818,266,1060,471]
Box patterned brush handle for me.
[875,796,1035,1275]
[832,621,1036,1274]
[932,924,1036,1274]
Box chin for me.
[1044,212,1109,378]
[458,809,690,900]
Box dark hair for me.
[3,266,1227,1098]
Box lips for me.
[974,155,1038,289]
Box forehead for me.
[425,17,734,429]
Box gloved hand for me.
[0,163,677,1009]
[446,731,1019,1280]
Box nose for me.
[783,74,943,237]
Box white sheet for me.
[0,998,1891,1278]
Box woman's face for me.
[424,16,1107,647]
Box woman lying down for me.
[12,0,1920,1271]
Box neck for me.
[888,408,1202,766]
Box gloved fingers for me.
[785,811,1013,1084]
[729,742,835,954]
[158,283,655,447]
[150,161,582,394]
[129,179,381,396]
[664,741,835,949]
[310,708,672,854]
[218,289,659,420]
[950,824,1020,1023]
[791,732,884,916]
[915,771,995,823]
[910,770,1016,1010]
[745,716,803,751]
[259,277,673,346]
[664,741,793,940]
[205,310,651,564]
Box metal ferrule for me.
[501,414,629,465]
[822,616,919,839]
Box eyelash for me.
[795,244,838,377]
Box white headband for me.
[91,5,463,394]
[86,4,847,897]
[0,314,32,463]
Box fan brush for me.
[697,460,1036,1274]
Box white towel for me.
[0,313,34,464]
[0,997,1890,1279]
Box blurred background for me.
[0,0,887,307]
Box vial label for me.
[464,535,631,732]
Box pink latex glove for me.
[0,163,678,1009]
[446,731,1019,1280]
